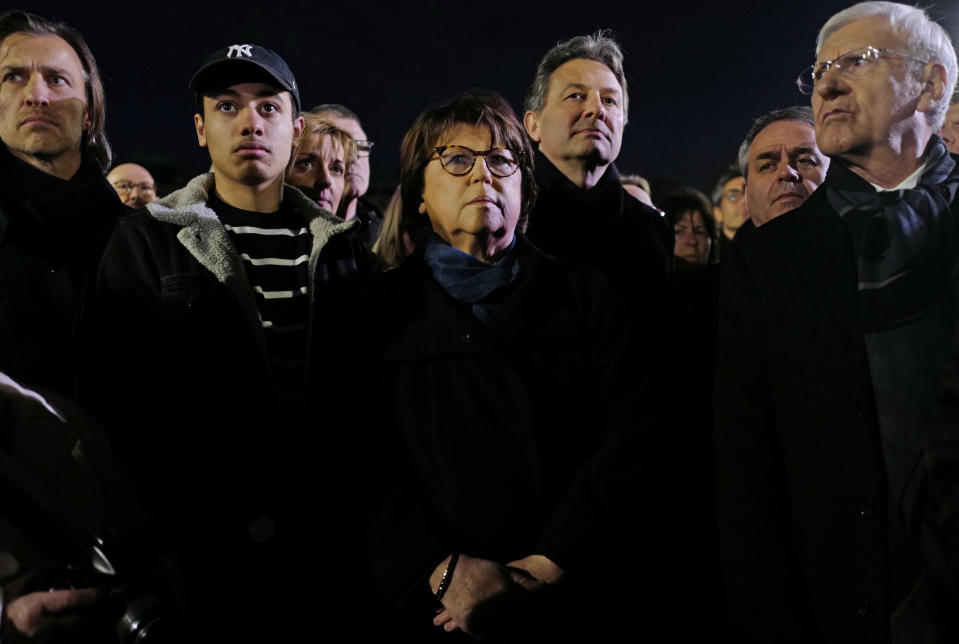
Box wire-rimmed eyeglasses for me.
[355,140,374,158]
[796,45,928,95]
[722,189,743,203]
[429,145,521,178]
[112,180,156,196]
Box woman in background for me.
[659,187,718,269]
[372,186,414,268]
[287,115,355,215]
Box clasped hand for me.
[429,553,564,637]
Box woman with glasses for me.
[286,114,354,215]
[316,90,652,641]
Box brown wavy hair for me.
[399,89,536,234]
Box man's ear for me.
[917,62,948,115]
[713,205,723,225]
[524,111,541,143]
[194,113,207,148]
[292,115,305,147]
[418,199,427,215]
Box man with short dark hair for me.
[90,44,378,640]
[737,106,829,227]
[310,103,382,246]
[710,165,746,258]
[520,29,676,635]
[0,9,135,642]
[522,31,672,313]
[716,2,959,640]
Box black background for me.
[17,0,959,200]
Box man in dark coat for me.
[711,166,747,262]
[716,3,959,642]
[88,44,380,641]
[521,31,673,316]
[0,10,135,642]
[0,10,122,399]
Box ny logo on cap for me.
[226,44,254,58]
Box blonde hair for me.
[372,186,412,269]
[291,114,357,173]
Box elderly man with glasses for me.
[715,2,959,642]
[107,162,157,208]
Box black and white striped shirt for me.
[211,193,311,406]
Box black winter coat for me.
[86,175,382,641]
[0,146,123,399]
[715,173,959,643]
[318,237,658,641]
[524,151,674,319]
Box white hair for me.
[816,1,957,129]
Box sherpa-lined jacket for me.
[83,173,379,639]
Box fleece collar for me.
[146,173,356,287]
[144,173,358,370]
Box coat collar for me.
[144,173,358,369]
[765,186,861,334]
[533,148,621,205]
[145,173,356,286]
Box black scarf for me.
[0,143,121,268]
[826,137,959,333]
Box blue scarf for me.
[421,232,521,324]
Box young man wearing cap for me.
[87,44,378,639]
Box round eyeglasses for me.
[430,145,521,178]
[796,45,928,95]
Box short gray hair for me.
[816,2,957,129]
[524,30,629,124]
[737,106,815,178]
[309,103,362,126]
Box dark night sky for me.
[18,0,959,199]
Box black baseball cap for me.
[190,44,300,113]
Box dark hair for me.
[0,9,110,170]
[658,187,718,264]
[524,30,629,124]
[738,106,814,178]
[710,164,743,206]
[399,89,536,233]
